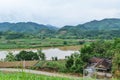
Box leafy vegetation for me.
[4,52,16,62]
[15,51,39,61]
[65,52,84,73]
[4,50,42,61]
[35,60,66,72]
[37,49,46,60]
[65,38,120,78]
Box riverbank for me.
[0,45,82,51]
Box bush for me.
[65,52,84,73]
[15,51,39,61]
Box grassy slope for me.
[0,72,80,80]
[0,72,118,80]
[35,60,66,72]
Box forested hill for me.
[0,18,120,39]
[0,22,58,34]
[58,18,120,39]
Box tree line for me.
[4,49,46,61]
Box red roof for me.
[89,57,103,63]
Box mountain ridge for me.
[0,18,120,39]
[0,22,58,34]
[58,18,120,39]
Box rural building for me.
[84,57,112,79]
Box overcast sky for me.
[0,0,120,27]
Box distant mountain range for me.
[58,18,120,39]
[0,18,120,39]
[0,22,58,34]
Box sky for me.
[0,0,120,27]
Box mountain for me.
[0,18,120,39]
[58,18,120,39]
[0,22,58,34]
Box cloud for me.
[0,0,119,27]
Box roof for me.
[89,57,103,63]
[95,59,111,70]
[89,57,112,70]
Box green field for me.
[0,72,118,80]
[0,72,80,80]
[0,38,86,49]
[35,60,66,72]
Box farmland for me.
[0,61,38,68]
[0,38,86,49]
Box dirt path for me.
[0,68,80,79]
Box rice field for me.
[0,38,83,49]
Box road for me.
[0,68,80,79]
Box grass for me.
[0,38,87,49]
[0,72,80,80]
[35,60,66,72]
[0,72,118,80]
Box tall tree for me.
[65,52,84,73]
[15,51,39,61]
[4,52,15,62]
[37,49,46,60]
[112,49,120,78]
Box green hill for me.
[58,18,120,39]
[0,18,120,39]
[0,22,58,34]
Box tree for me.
[65,52,84,73]
[15,51,39,61]
[80,40,113,62]
[112,39,120,78]
[4,52,15,62]
[112,49,120,78]
[5,31,24,39]
[63,41,67,45]
[37,49,46,60]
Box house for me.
[83,57,112,79]
[88,57,112,72]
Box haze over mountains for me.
[0,18,120,39]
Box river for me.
[0,46,81,60]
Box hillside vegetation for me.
[0,18,120,39]
[58,18,120,39]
